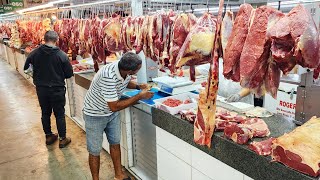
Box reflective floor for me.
[0,59,118,180]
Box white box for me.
[154,92,199,115]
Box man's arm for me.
[23,53,33,70]
[108,90,153,112]
[62,54,73,79]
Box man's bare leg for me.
[89,154,100,180]
[110,144,128,179]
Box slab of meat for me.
[272,116,320,177]
[223,4,254,82]
[175,13,217,81]
[121,16,135,51]
[223,117,270,144]
[168,13,196,74]
[103,15,124,52]
[221,10,234,56]
[194,0,224,148]
[216,120,237,131]
[241,118,270,137]
[152,10,176,69]
[224,123,253,144]
[269,5,320,73]
[249,138,275,156]
[240,6,284,97]
[133,16,144,53]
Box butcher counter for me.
[73,72,318,180]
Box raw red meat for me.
[168,13,197,73]
[272,116,320,177]
[223,4,254,82]
[162,98,182,107]
[103,15,124,52]
[224,123,253,144]
[133,16,144,53]
[269,5,320,73]
[265,59,281,98]
[183,99,191,104]
[215,120,237,131]
[121,16,135,51]
[241,118,270,137]
[194,0,224,147]
[240,6,283,97]
[175,13,217,81]
[249,138,275,156]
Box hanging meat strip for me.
[175,13,217,81]
[240,6,283,97]
[194,0,224,148]
[223,4,254,82]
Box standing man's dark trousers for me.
[36,86,66,138]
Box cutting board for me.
[123,88,169,106]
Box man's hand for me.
[138,90,154,99]
[226,94,241,102]
[139,83,150,90]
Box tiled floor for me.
[0,58,119,180]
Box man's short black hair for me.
[44,30,59,42]
[118,52,142,71]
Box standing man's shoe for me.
[46,133,58,145]
[59,137,71,148]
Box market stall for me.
[0,0,320,180]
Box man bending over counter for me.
[83,52,154,180]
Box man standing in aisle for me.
[83,52,153,180]
[24,30,73,148]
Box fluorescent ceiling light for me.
[60,0,128,9]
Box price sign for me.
[3,4,13,13]
[9,0,24,10]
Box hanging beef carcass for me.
[223,4,254,82]
[141,15,152,57]
[194,0,224,147]
[161,10,176,68]
[272,116,320,177]
[147,14,158,61]
[240,6,284,97]
[175,13,217,81]
[150,10,176,69]
[154,10,176,69]
[103,15,124,52]
[221,10,234,55]
[121,16,135,51]
[133,16,145,53]
[168,13,197,73]
[268,5,320,73]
